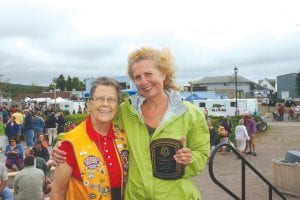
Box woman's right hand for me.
[51,141,67,164]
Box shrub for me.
[65,113,88,125]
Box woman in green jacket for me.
[118,47,209,200]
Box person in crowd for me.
[12,108,23,137]
[13,155,45,200]
[9,105,17,115]
[38,134,48,148]
[52,47,210,200]
[234,119,249,154]
[25,149,52,194]
[23,109,34,148]
[32,139,50,162]
[221,115,233,137]
[5,116,19,140]
[244,113,257,156]
[218,115,232,155]
[223,115,232,148]
[56,112,65,134]
[0,116,7,153]
[77,106,82,114]
[44,112,57,146]
[218,123,229,155]
[0,162,14,200]
[43,107,52,117]
[4,136,24,171]
[295,104,300,112]
[33,111,45,141]
[204,107,209,119]
[277,104,285,121]
[288,106,295,120]
[0,106,9,124]
[51,77,129,200]
[207,118,219,154]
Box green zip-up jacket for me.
[118,90,209,200]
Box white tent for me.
[47,97,69,104]
[31,98,51,102]
[55,97,69,103]
[24,97,31,102]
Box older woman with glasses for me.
[51,77,128,200]
[4,136,24,171]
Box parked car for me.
[285,100,295,107]
[268,99,277,106]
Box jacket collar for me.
[128,89,187,116]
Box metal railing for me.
[208,143,286,200]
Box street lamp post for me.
[51,82,57,111]
[234,66,238,116]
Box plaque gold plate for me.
[150,138,185,180]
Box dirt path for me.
[193,121,300,200]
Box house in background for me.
[258,78,276,93]
[188,75,258,99]
[277,73,298,99]
[256,78,276,103]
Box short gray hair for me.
[89,77,121,103]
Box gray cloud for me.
[0,1,299,86]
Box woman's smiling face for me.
[132,59,166,99]
[87,85,119,123]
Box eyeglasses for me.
[10,140,16,143]
[89,96,118,105]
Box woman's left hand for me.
[174,147,192,166]
[173,136,192,166]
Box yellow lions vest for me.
[62,121,128,200]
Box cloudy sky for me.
[0,0,299,86]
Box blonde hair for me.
[127,47,179,91]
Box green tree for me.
[71,77,81,91]
[66,76,72,91]
[56,74,66,91]
[30,84,45,93]
[80,80,85,91]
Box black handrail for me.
[208,143,286,200]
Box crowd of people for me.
[0,104,67,199]
[208,112,258,157]
[272,103,300,121]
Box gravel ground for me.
[193,119,300,200]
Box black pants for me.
[111,187,121,200]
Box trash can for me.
[273,160,300,197]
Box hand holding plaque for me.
[150,138,185,180]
